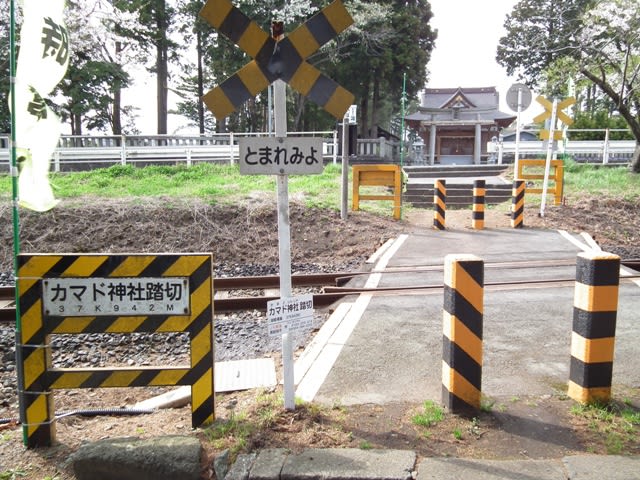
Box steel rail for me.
[1,265,639,321]
[214,272,348,290]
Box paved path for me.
[225,448,640,479]
[295,227,640,405]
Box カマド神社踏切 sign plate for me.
[239,137,324,175]
[42,277,189,317]
[267,294,314,337]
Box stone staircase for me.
[403,164,513,208]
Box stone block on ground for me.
[225,452,258,480]
[70,435,202,480]
[562,455,640,480]
[281,448,416,480]
[416,458,565,480]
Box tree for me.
[61,0,135,135]
[173,0,435,136]
[331,0,436,138]
[497,0,640,172]
[0,0,11,134]
[114,0,180,135]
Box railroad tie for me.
[511,179,525,228]
[442,254,484,413]
[472,179,485,230]
[568,251,620,404]
[433,179,446,230]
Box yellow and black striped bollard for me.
[433,179,446,230]
[442,254,484,413]
[511,179,525,228]
[568,251,620,404]
[472,179,485,230]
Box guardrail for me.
[2,131,637,170]
[491,139,637,165]
[0,131,339,172]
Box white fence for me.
[0,131,340,172]
[1,130,637,171]
[491,139,636,165]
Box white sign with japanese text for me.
[267,294,314,337]
[238,137,324,175]
[42,277,190,317]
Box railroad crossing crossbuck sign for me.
[199,0,355,120]
[534,95,575,141]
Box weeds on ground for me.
[201,390,350,460]
[570,400,640,454]
[0,469,27,480]
[480,396,495,412]
[412,400,445,428]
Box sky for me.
[124,0,537,134]
[426,0,536,122]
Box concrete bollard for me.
[568,251,620,404]
[433,179,446,230]
[472,179,485,230]
[442,254,484,413]
[511,179,525,228]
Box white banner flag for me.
[14,0,70,211]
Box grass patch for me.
[480,396,495,413]
[502,161,640,206]
[0,469,27,480]
[570,400,640,454]
[562,162,640,199]
[412,400,445,428]
[0,162,406,215]
[2,160,638,212]
[202,390,351,459]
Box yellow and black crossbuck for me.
[199,0,355,120]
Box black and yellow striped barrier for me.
[517,159,564,206]
[568,252,620,404]
[17,253,214,448]
[472,179,485,230]
[511,179,525,228]
[433,179,446,230]
[442,254,484,413]
[199,0,355,120]
[352,164,403,220]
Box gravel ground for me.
[0,260,357,417]
[1,194,639,421]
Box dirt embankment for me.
[0,194,638,479]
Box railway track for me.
[1,258,638,322]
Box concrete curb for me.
[226,448,416,480]
[224,449,640,480]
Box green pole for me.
[400,72,406,168]
[399,72,406,219]
[9,0,27,446]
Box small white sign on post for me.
[267,294,314,337]
[238,137,324,175]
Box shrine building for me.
[405,86,515,165]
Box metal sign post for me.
[506,83,532,177]
[273,79,296,411]
[514,88,522,173]
[540,98,558,218]
[534,95,574,217]
[199,0,356,412]
[341,114,349,220]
